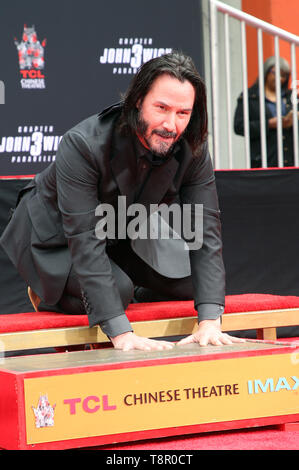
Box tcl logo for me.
[63,394,117,414]
[20,70,45,79]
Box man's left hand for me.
[176,318,245,347]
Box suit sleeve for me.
[180,142,226,310]
[55,130,131,330]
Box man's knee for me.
[117,274,134,309]
[110,258,135,308]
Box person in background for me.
[234,56,298,168]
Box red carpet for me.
[2,293,299,332]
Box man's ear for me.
[136,98,140,109]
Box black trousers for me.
[57,240,194,315]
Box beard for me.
[136,112,178,157]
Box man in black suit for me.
[1,52,243,351]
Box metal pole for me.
[257,28,267,167]
[213,0,299,46]
[274,36,283,167]
[291,42,299,166]
[224,13,233,168]
[210,0,220,169]
[241,20,251,168]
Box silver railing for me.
[210,0,299,169]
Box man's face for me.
[136,74,195,157]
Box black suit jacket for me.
[0,104,225,325]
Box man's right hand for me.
[110,331,174,352]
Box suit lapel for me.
[110,129,137,209]
[137,157,179,211]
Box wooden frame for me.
[0,307,298,352]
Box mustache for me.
[152,129,177,139]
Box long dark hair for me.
[119,51,208,156]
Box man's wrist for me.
[100,314,133,338]
[197,303,224,323]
